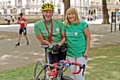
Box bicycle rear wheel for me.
[34,61,46,80]
[62,75,74,80]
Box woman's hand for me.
[84,51,89,59]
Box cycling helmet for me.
[41,2,54,11]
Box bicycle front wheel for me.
[62,75,74,80]
[34,60,46,80]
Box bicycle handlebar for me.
[63,61,83,74]
[40,44,49,48]
[40,44,53,48]
[47,60,84,77]
[72,62,81,74]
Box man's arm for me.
[24,18,27,28]
[24,22,27,28]
[36,34,49,45]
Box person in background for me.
[4,15,8,21]
[15,13,29,46]
[11,15,15,23]
[64,8,91,80]
[7,15,11,25]
[34,2,66,64]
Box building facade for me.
[0,0,120,17]
[0,0,64,15]
[90,0,120,17]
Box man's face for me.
[42,10,53,21]
[19,15,23,19]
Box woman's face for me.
[67,13,76,23]
[42,10,53,21]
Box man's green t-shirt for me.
[34,19,65,52]
[65,20,88,58]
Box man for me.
[34,2,66,64]
[15,13,29,46]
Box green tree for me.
[102,0,110,24]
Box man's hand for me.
[52,44,60,54]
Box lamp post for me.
[42,0,44,4]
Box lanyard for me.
[44,20,53,43]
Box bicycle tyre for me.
[34,61,46,80]
[62,75,74,80]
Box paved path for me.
[0,22,120,73]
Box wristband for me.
[48,43,53,48]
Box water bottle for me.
[63,63,70,67]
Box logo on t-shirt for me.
[74,32,78,36]
[66,32,78,37]
[56,28,59,32]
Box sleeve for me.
[81,21,88,30]
[23,18,27,22]
[59,20,65,32]
[34,22,42,34]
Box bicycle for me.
[34,44,85,80]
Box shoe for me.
[15,42,20,46]
[27,41,29,45]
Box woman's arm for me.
[57,32,66,46]
[84,27,91,58]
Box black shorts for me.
[12,19,14,22]
[46,50,66,64]
[19,28,27,35]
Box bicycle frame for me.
[34,44,85,80]
[34,60,85,80]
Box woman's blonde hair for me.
[64,8,80,26]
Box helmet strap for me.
[42,11,53,22]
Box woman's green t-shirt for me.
[65,20,88,58]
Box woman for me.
[64,8,91,80]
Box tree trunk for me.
[102,0,110,24]
[63,0,70,20]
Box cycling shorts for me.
[19,28,27,35]
[46,50,66,64]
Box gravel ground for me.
[0,24,120,73]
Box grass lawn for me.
[0,43,120,80]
